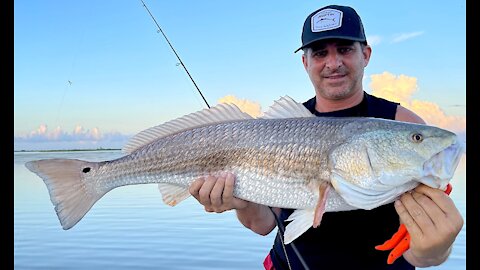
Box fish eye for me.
[82,167,91,173]
[411,133,423,143]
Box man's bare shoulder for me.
[395,105,426,124]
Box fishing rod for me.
[139,0,211,108]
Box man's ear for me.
[302,52,308,70]
[362,45,372,67]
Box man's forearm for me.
[236,203,278,236]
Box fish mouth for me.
[421,138,465,189]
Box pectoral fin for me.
[313,182,330,227]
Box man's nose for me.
[325,53,342,69]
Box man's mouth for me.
[325,73,346,79]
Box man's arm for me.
[395,105,464,267]
[189,172,278,236]
[395,105,426,124]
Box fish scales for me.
[86,117,346,209]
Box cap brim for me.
[294,36,367,53]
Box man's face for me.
[302,39,371,101]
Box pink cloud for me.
[14,124,129,151]
[369,72,466,133]
[218,95,263,117]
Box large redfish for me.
[25,96,464,244]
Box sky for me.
[14,0,466,151]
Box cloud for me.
[366,32,424,46]
[366,35,382,46]
[369,72,466,133]
[15,95,264,151]
[218,95,263,117]
[14,124,130,151]
[391,31,424,43]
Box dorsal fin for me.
[261,95,315,119]
[123,102,253,154]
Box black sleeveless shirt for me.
[269,92,415,270]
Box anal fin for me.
[158,184,191,206]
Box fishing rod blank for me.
[139,0,211,108]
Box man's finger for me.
[198,176,217,205]
[189,177,205,200]
[408,191,435,232]
[222,173,235,206]
[413,184,455,214]
[394,197,422,237]
[210,176,226,208]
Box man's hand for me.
[395,184,464,267]
[189,172,249,213]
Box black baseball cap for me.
[294,5,367,53]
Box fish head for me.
[365,121,464,189]
[329,119,465,210]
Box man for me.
[189,5,463,269]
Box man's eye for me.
[339,48,353,54]
[313,51,327,57]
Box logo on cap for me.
[311,9,343,32]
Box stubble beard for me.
[316,70,363,101]
[317,85,355,101]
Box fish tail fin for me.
[25,159,104,230]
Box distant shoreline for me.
[14,148,121,153]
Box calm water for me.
[14,151,466,270]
